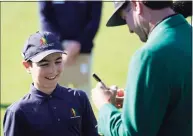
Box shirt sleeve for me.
[76,1,102,51]
[3,109,28,136]
[81,92,99,136]
[98,49,170,136]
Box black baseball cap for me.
[22,31,66,62]
[106,1,173,27]
[106,1,127,27]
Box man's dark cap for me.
[106,1,173,27]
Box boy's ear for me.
[22,61,31,73]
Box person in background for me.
[38,1,102,99]
[92,1,192,136]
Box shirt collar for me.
[148,14,187,41]
[30,83,65,101]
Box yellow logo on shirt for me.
[71,108,76,117]
[70,108,80,118]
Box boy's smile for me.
[45,75,58,80]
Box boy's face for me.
[27,53,64,90]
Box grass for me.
[1,2,191,136]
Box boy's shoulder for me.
[6,93,33,114]
[59,85,88,100]
[6,86,89,113]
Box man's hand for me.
[115,88,124,108]
[91,83,124,110]
[91,82,112,110]
[62,40,81,65]
[115,96,124,109]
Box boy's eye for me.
[39,63,48,66]
[55,61,62,64]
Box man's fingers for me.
[95,82,114,97]
[96,82,103,89]
[96,82,108,91]
[116,96,124,99]
[109,85,118,90]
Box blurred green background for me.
[0,2,191,135]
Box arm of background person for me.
[38,1,61,37]
[76,1,102,51]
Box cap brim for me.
[106,3,126,27]
[30,50,66,62]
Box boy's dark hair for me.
[143,1,173,10]
[172,1,192,18]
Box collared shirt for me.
[3,84,98,136]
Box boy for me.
[3,31,98,136]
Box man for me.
[92,1,192,136]
[38,1,102,99]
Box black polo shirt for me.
[3,84,98,136]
